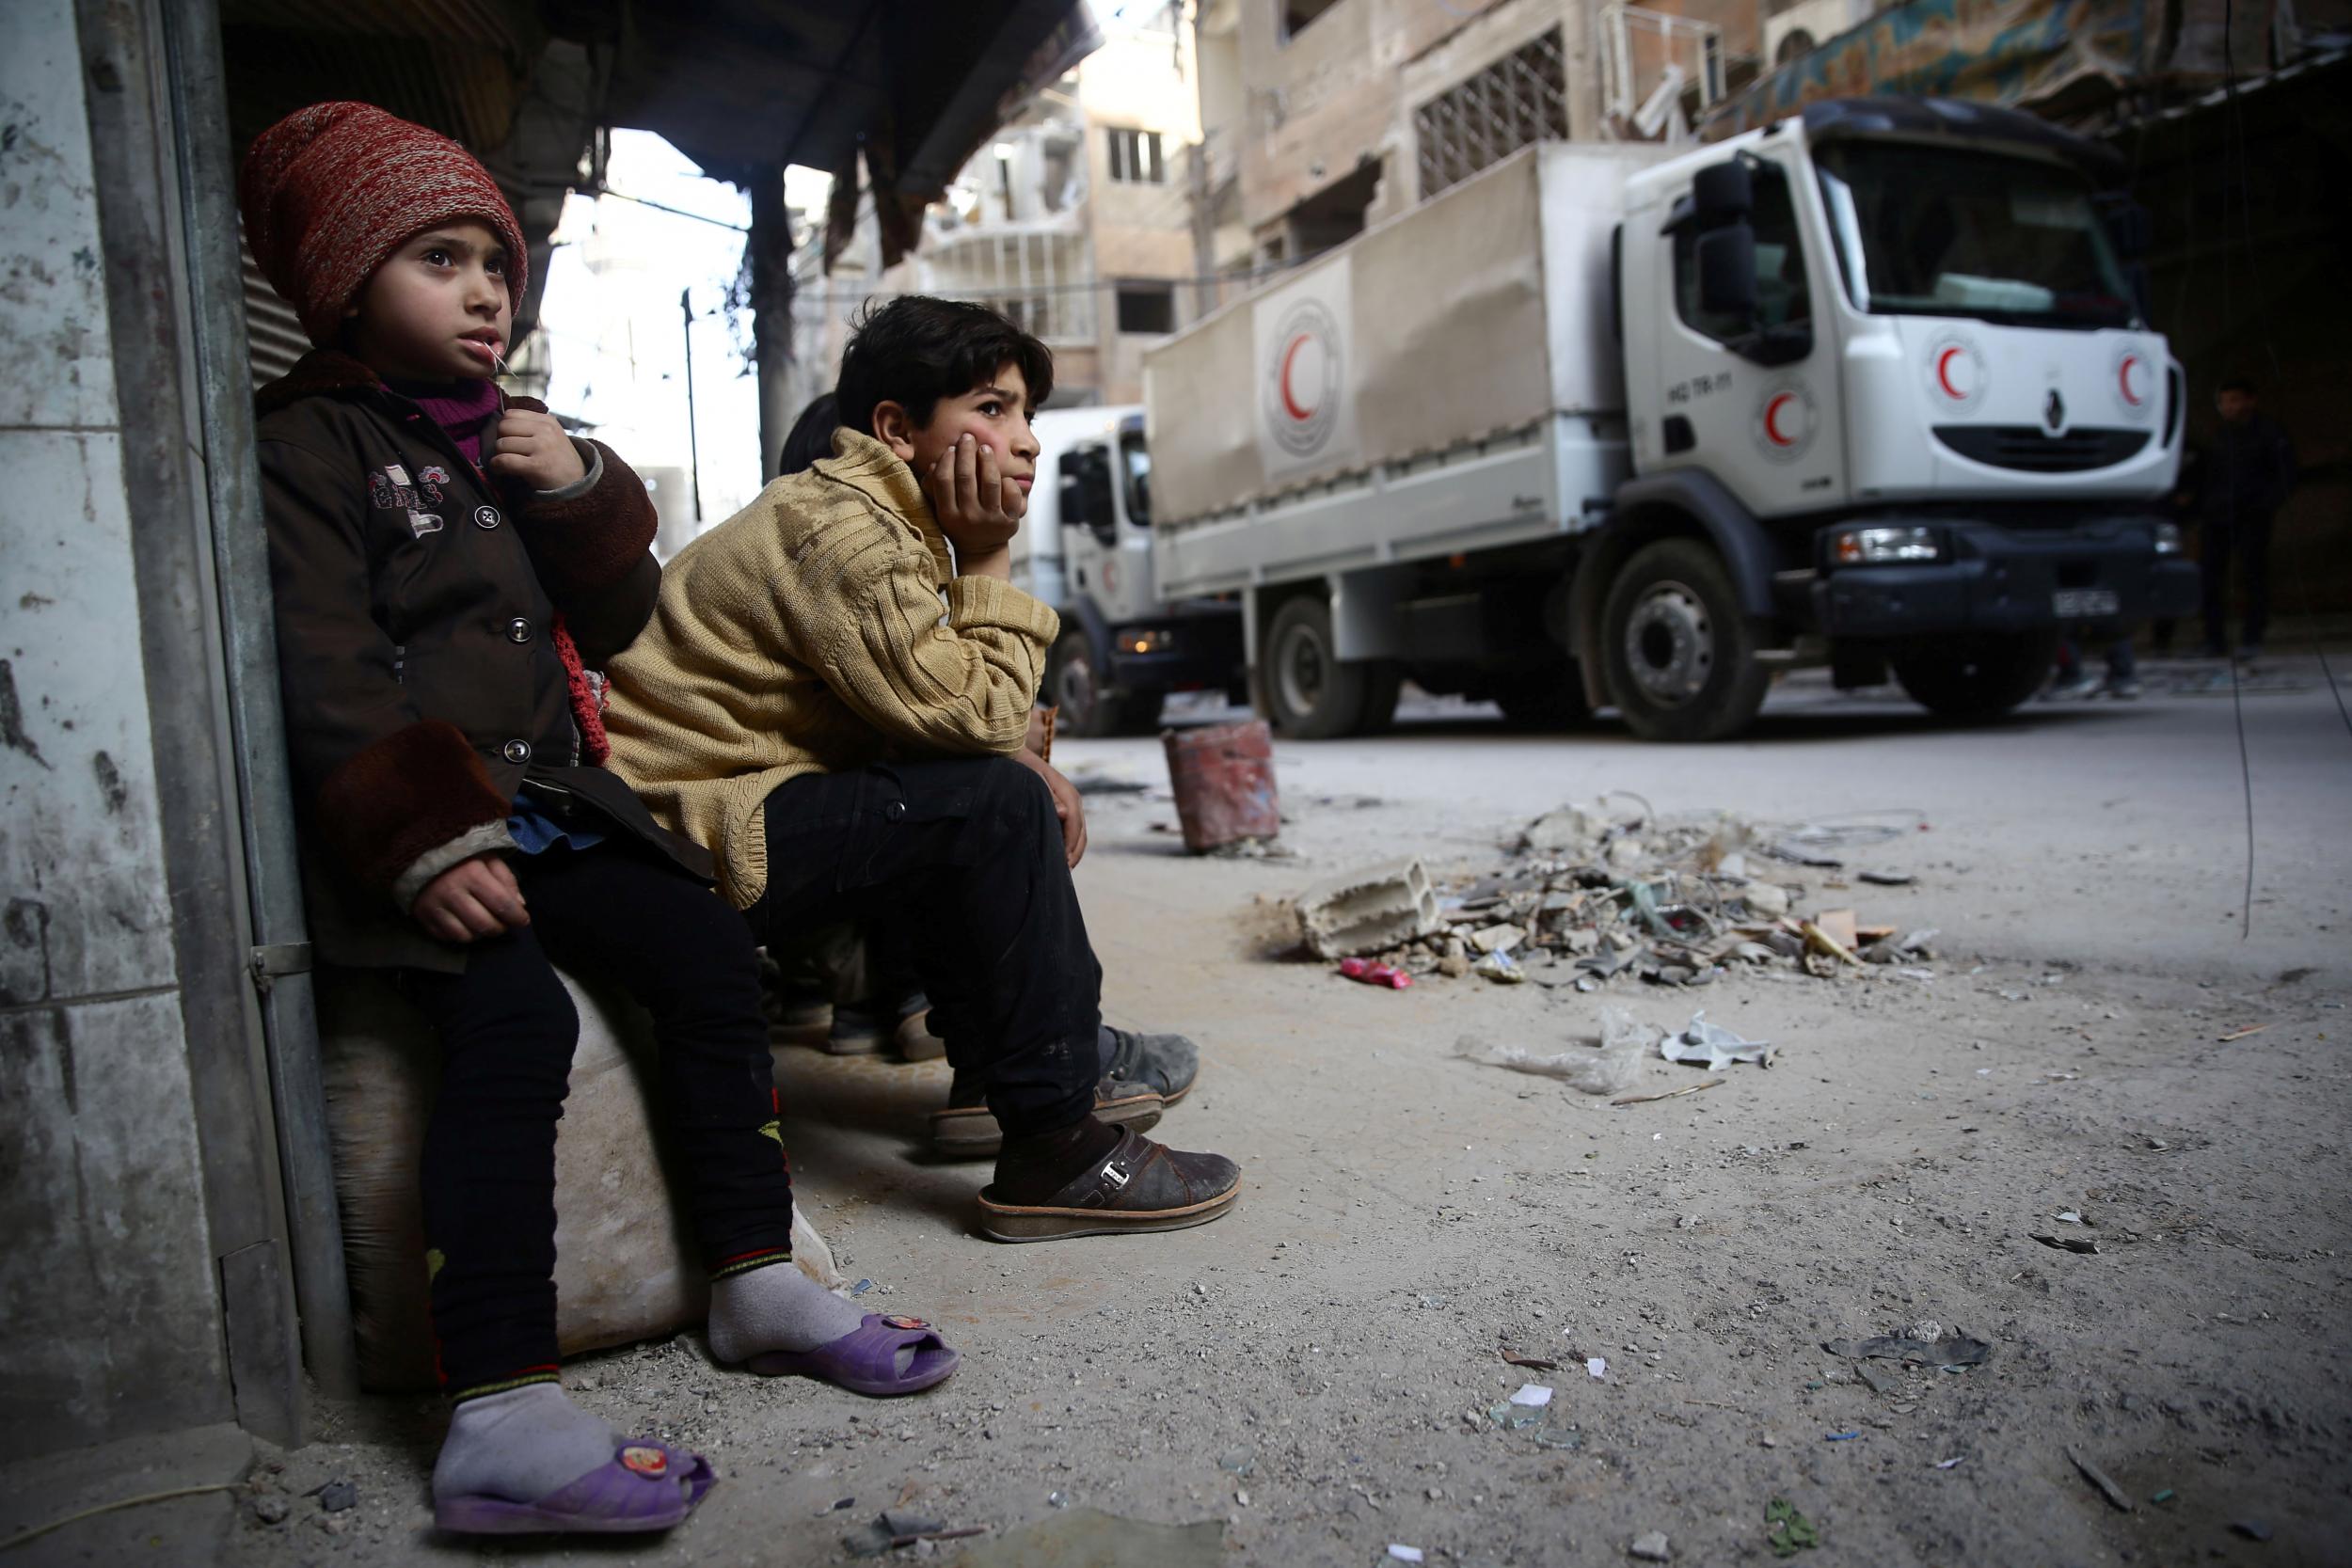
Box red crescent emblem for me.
[1764,392,1796,446]
[2118,355,2144,406]
[1279,335,1314,421]
[1936,345,1965,400]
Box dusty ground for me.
[56,657,2350,1567]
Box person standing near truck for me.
[2195,377,2297,661]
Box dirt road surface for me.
[220,661,2348,1567]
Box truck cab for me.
[1595,97,2195,736]
[1015,406,1244,736]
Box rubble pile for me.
[1311,799,1936,990]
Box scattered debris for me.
[1388,1546,1426,1563]
[2068,1447,2137,1513]
[1661,1012,1773,1069]
[2033,1232,2101,1255]
[1502,1350,1559,1371]
[1824,1432,1861,1442]
[842,1511,982,1557]
[1338,957,1413,990]
[1586,1357,1608,1379]
[1934,1458,1963,1470]
[1613,1079,1724,1107]
[1822,1328,1994,1370]
[1474,947,1526,984]
[951,1508,1223,1567]
[1630,1529,1673,1561]
[1508,1383,1554,1407]
[316,1480,357,1513]
[1766,1497,1820,1557]
[2217,1024,2269,1042]
[1859,870,1915,886]
[251,1494,290,1526]
[1295,858,1441,958]
[1291,800,1944,991]
[2231,1520,2275,1543]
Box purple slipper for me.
[744,1312,961,1397]
[434,1438,714,1535]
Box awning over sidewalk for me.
[1699,0,2352,138]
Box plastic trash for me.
[1474,947,1525,984]
[1339,957,1412,990]
[1508,1383,1553,1407]
[1661,1011,1774,1069]
[1453,1006,1655,1096]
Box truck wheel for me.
[1047,633,1131,738]
[1600,539,1770,743]
[1892,631,2058,721]
[1265,596,1375,739]
[1489,665,1594,730]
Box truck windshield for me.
[1814,142,2134,330]
[1120,434,1152,528]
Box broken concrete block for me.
[1295,858,1441,959]
[1521,806,1598,854]
[1467,923,1525,955]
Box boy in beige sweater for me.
[604,298,1239,1242]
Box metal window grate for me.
[1414,28,1568,199]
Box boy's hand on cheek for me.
[925,433,1023,567]
[488,409,588,492]
[413,853,530,943]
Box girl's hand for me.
[413,853,529,942]
[488,410,588,492]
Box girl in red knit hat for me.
[241,102,959,1536]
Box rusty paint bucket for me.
[1163,719,1279,853]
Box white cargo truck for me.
[1143,98,2198,740]
[1009,406,1244,736]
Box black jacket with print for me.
[254,349,711,972]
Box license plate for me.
[2053,589,2120,619]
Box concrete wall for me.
[0,0,236,1456]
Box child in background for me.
[241,103,955,1536]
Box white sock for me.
[707,1260,869,1364]
[432,1383,616,1504]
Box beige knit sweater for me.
[603,430,1059,908]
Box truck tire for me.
[1265,596,1382,739]
[1048,632,1135,738]
[1892,631,2058,721]
[1488,665,1594,730]
[1600,539,1771,743]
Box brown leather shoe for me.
[976,1128,1240,1242]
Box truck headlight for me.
[1124,628,1176,655]
[2153,521,2183,556]
[1830,525,1944,566]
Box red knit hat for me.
[239,102,527,348]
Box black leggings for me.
[402,843,792,1400]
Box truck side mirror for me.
[1058,450,1116,545]
[1692,161,1752,228]
[1696,225,1756,320]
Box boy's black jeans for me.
[747,756,1102,1140]
[402,842,794,1401]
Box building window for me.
[1413,28,1569,199]
[1106,127,1167,183]
[916,230,1097,346]
[1116,283,1177,335]
[1282,0,1344,41]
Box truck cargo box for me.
[1143,141,1670,532]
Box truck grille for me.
[1932,425,2152,473]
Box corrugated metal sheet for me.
[240,230,308,388]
